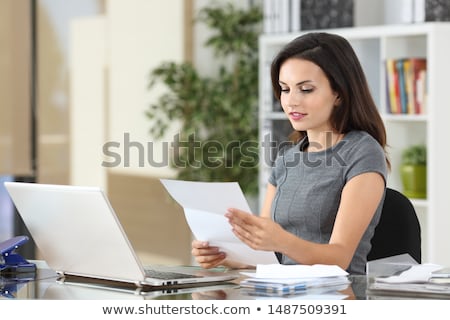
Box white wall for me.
[69,16,107,188]
[107,0,185,178]
[70,0,186,187]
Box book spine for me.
[290,0,301,32]
[396,59,408,114]
[403,59,415,114]
[384,0,415,24]
[414,0,425,22]
[385,59,399,114]
[263,0,274,33]
[279,0,290,33]
[411,58,427,114]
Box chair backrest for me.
[367,188,422,263]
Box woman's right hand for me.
[191,240,226,269]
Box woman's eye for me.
[280,86,313,94]
[300,87,313,93]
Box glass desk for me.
[1,261,369,300]
[7,258,447,300]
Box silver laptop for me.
[4,182,237,289]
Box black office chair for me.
[367,188,422,263]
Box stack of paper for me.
[239,264,350,297]
[429,267,450,284]
[368,263,450,298]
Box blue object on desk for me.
[0,236,36,273]
[1,276,34,299]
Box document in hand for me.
[160,179,279,266]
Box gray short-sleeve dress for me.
[269,130,388,274]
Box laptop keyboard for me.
[144,268,201,280]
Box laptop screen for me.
[4,182,145,283]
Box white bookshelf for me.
[258,23,450,266]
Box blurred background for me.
[0,0,385,265]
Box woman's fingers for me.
[191,239,226,269]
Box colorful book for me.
[385,58,400,114]
[410,58,427,114]
[385,57,427,115]
[403,59,415,114]
[396,59,408,114]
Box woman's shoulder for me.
[344,130,374,142]
[340,131,388,181]
[338,131,386,164]
[343,130,382,150]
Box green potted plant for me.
[146,3,262,196]
[400,144,427,199]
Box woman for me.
[192,32,389,275]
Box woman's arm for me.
[227,172,385,270]
[282,172,385,269]
[260,183,277,219]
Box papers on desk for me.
[160,179,279,266]
[368,261,450,298]
[239,264,350,298]
[375,263,442,284]
[242,264,349,279]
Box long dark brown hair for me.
[270,32,389,167]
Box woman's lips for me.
[289,112,306,121]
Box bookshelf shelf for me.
[259,22,450,266]
[383,114,428,122]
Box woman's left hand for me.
[225,208,286,252]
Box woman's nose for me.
[284,91,300,107]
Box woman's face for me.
[278,58,339,134]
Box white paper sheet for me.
[241,264,349,279]
[160,179,279,266]
[375,263,442,284]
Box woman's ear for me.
[334,95,341,107]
